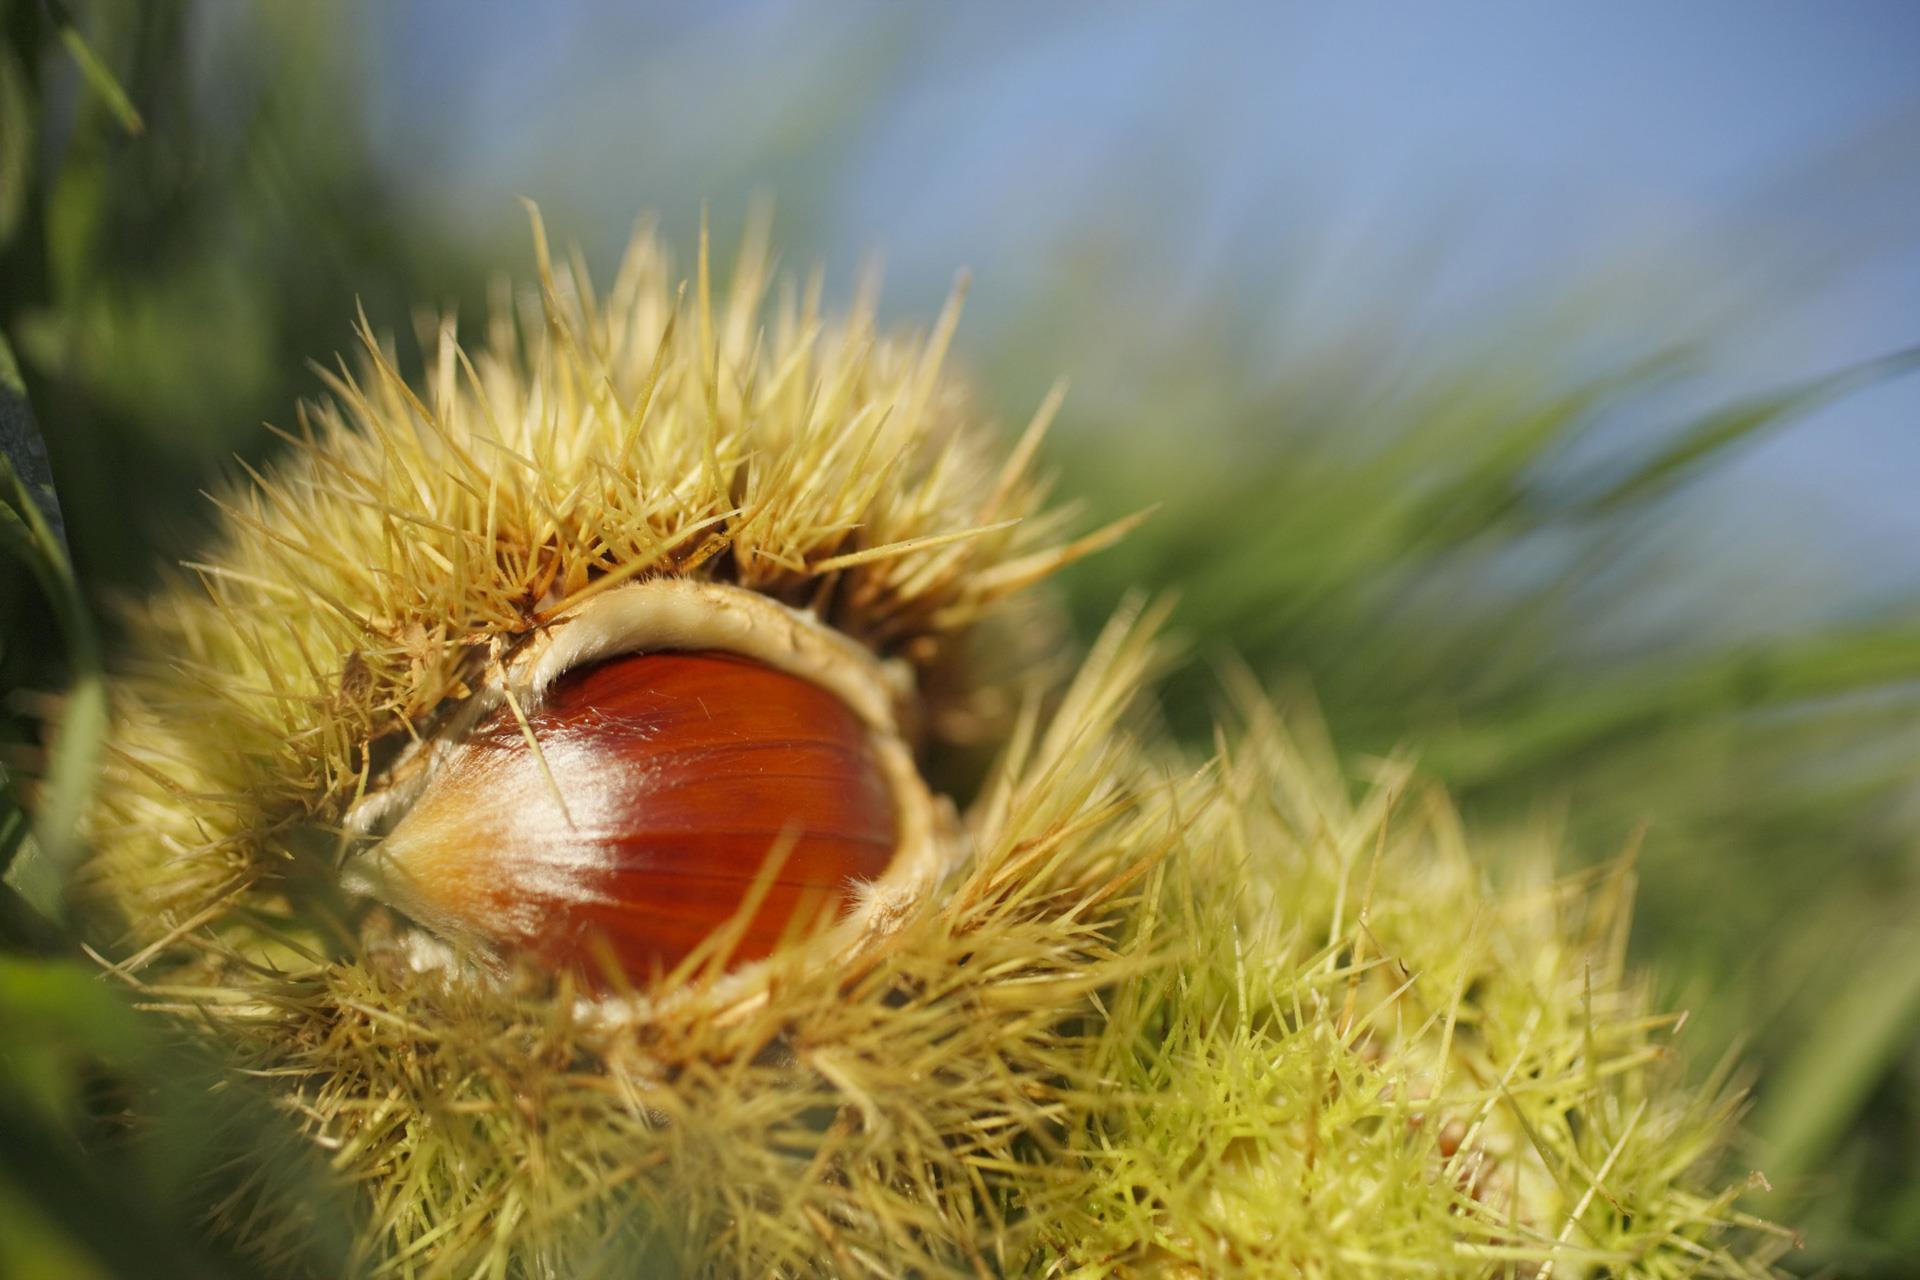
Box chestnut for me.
[342,580,951,989]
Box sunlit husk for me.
[86,221,1787,1276]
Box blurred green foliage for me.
[2,3,1917,1276]
[1,3,462,1273]
[1048,327,1920,1273]
[0,0,484,604]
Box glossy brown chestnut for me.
[357,650,900,983]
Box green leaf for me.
[0,332,103,917]
[0,955,147,1069]
[0,333,67,553]
[0,961,253,1280]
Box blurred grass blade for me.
[1422,617,1920,786]
[46,1,144,136]
[0,804,24,873]
[1755,924,1920,1179]
[0,45,32,250]
[0,333,104,917]
[1583,343,1920,513]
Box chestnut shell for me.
[361,650,901,983]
